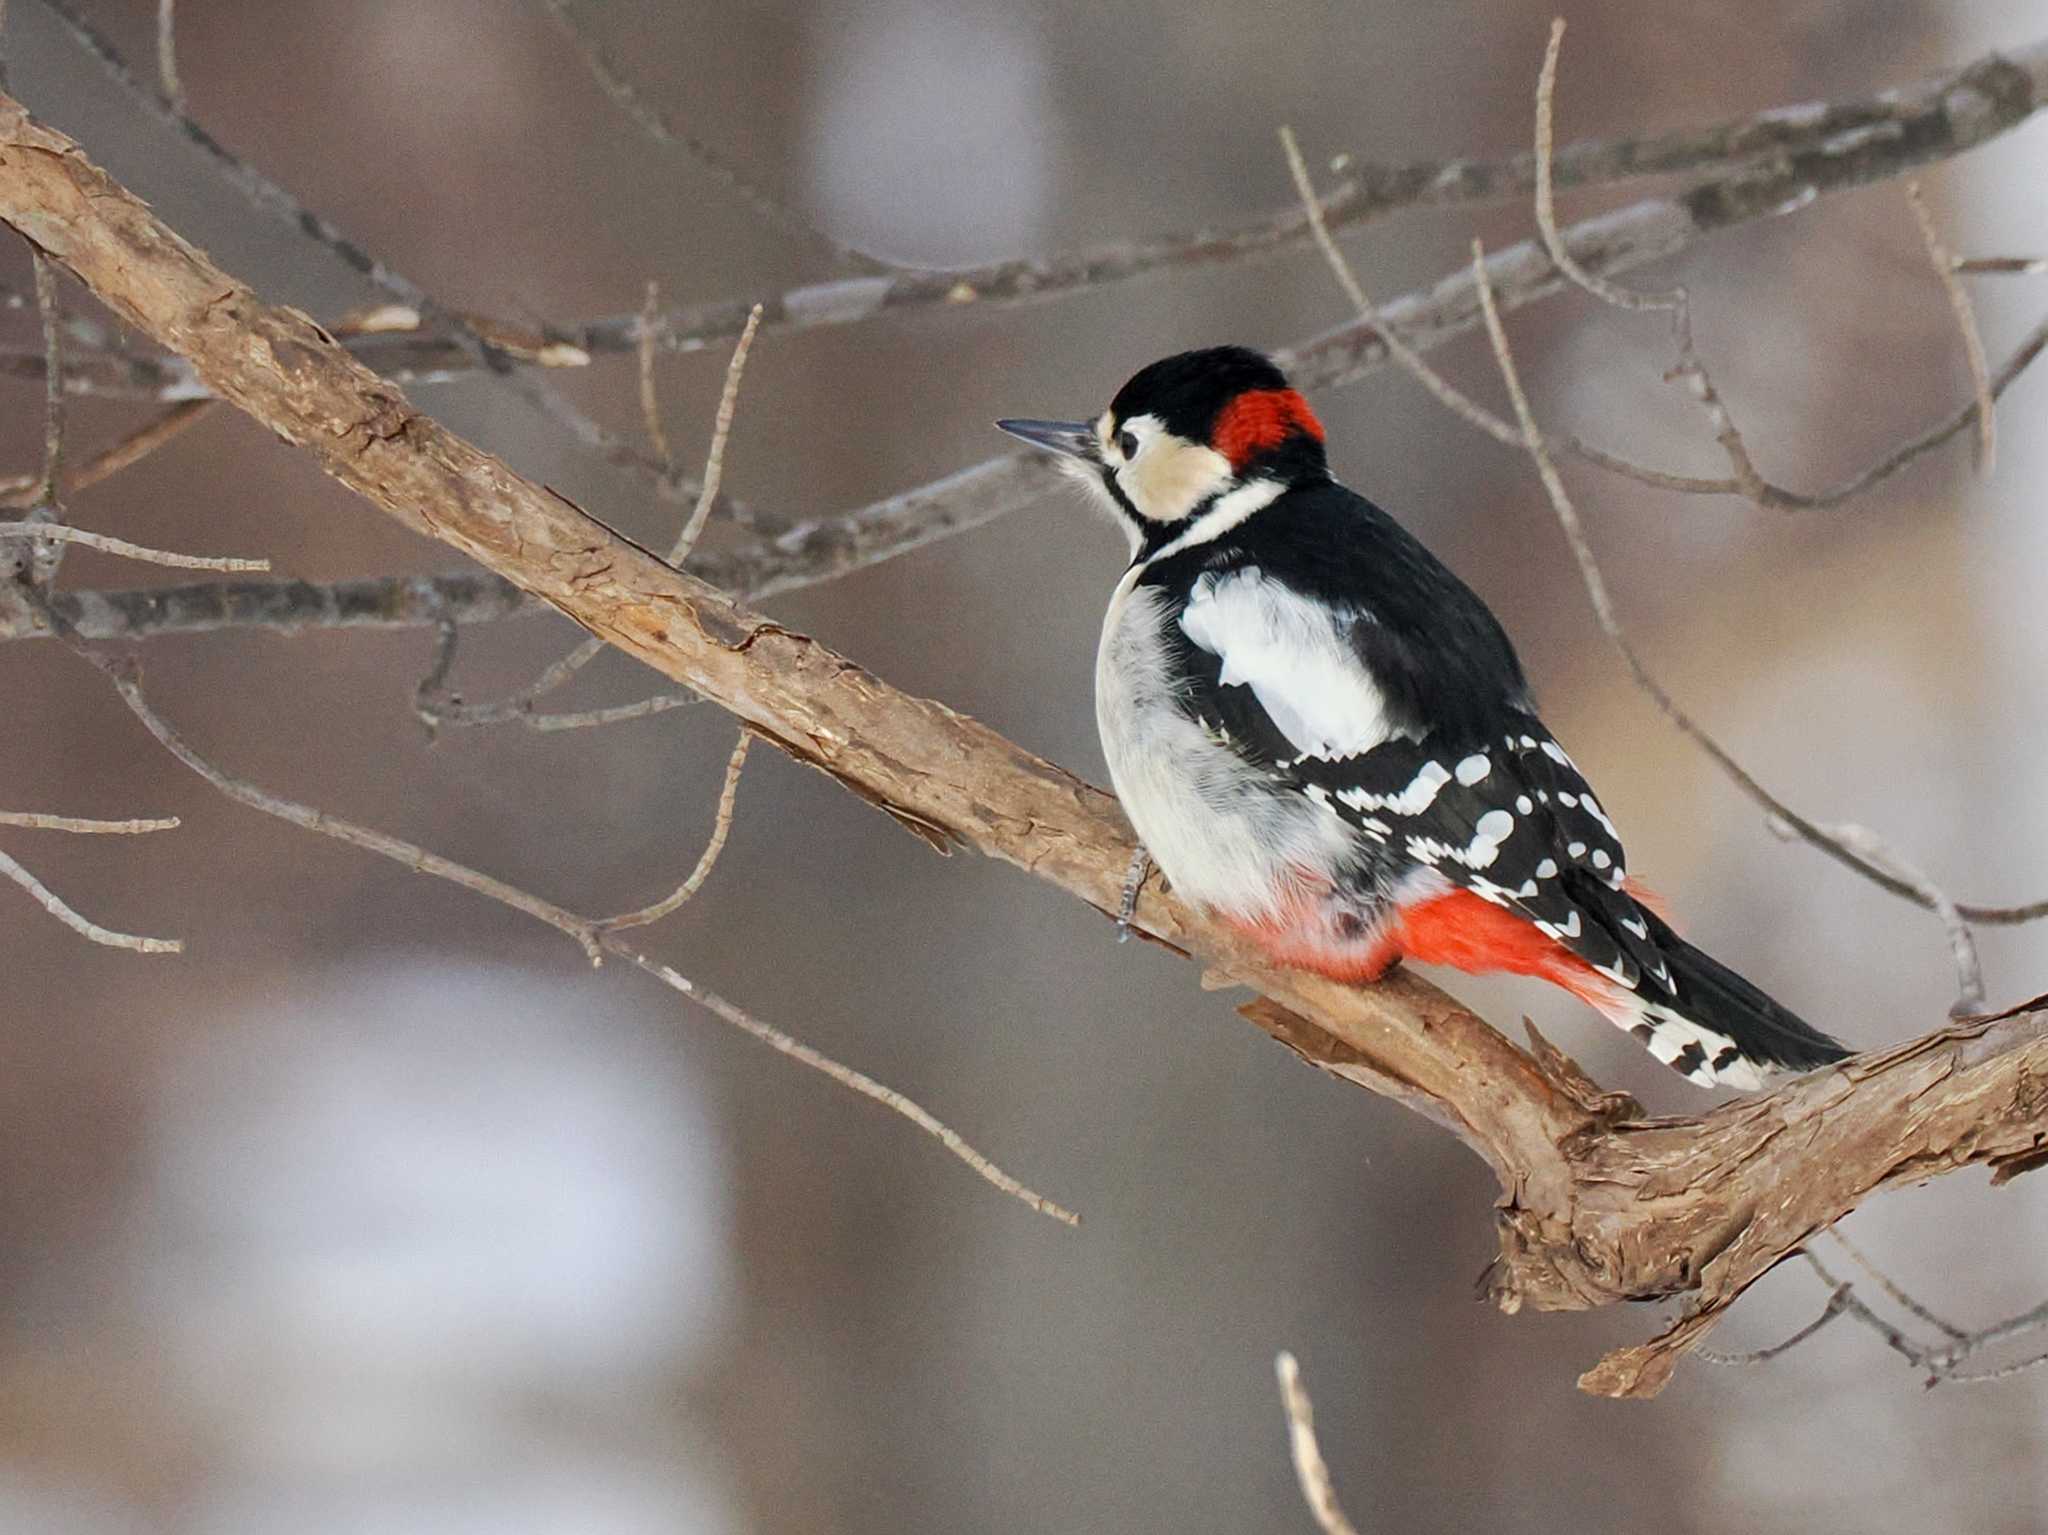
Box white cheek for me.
[1121,441,1233,523]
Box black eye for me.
[1116,428,1140,462]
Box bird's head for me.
[997,346,1326,560]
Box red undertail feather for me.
[1225,887,1612,1007]
[1391,890,1603,995]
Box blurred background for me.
[3,0,2047,1529]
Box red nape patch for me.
[1210,388,1324,468]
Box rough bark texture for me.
[6,90,2045,1396]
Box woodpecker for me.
[998,346,1847,1089]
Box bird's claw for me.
[1115,847,1151,943]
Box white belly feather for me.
[1095,570,1363,921]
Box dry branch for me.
[1275,1353,1362,1535]
[7,87,2048,1398]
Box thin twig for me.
[535,0,887,275]
[3,245,68,599]
[1790,821,1983,1014]
[1536,21,1677,314]
[1956,255,2048,275]
[37,5,2037,372]
[1274,1353,1362,1535]
[1907,180,1996,473]
[29,246,62,508]
[0,520,269,571]
[418,304,762,731]
[1561,310,2047,509]
[602,730,751,930]
[106,651,607,963]
[37,0,433,313]
[33,0,733,547]
[22,578,1075,1227]
[611,944,1077,1225]
[1695,1287,1853,1365]
[637,279,672,470]
[1292,103,2042,510]
[1823,1228,1968,1341]
[1517,29,2048,929]
[155,0,183,112]
[0,398,216,505]
[674,302,762,561]
[0,809,177,832]
[1798,1251,1937,1373]
[1940,1348,2048,1384]
[526,693,700,731]
[1699,1244,2048,1386]
[0,845,181,952]
[1280,124,1517,446]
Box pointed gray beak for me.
[995,418,1098,462]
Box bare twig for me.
[418,302,762,731]
[0,245,68,606]
[0,845,180,951]
[38,3,2040,372]
[28,581,1073,1225]
[0,244,64,633]
[1274,1353,1361,1535]
[1565,311,2048,511]
[36,0,434,314]
[31,0,754,548]
[0,809,177,832]
[97,644,608,964]
[155,0,183,112]
[1824,1228,1967,1340]
[0,520,269,572]
[1536,22,1676,314]
[1941,1348,2048,1384]
[1792,820,1984,1014]
[602,730,751,930]
[526,693,700,732]
[1907,180,1996,473]
[674,302,762,561]
[637,280,672,471]
[1280,124,1518,447]
[1527,27,2031,511]
[1519,30,2048,931]
[1694,1286,1853,1365]
[1956,255,2048,275]
[1690,1240,2048,1386]
[28,246,61,507]
[0,398,215,506]
[535,0,888,275]
[614,945,1077,1225]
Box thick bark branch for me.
[5,89,2045,1397]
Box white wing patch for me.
[1177,567,1403,762]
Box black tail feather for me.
[1642,908,1848,1075]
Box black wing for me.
[1155,552,1673,997]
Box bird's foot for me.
[1115,847,1152,943]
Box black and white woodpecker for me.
[998,346,1847,1089]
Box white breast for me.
[1094,570,1359,921]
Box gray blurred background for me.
[4,0,2048,1530]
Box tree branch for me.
[8,84,2047,1398]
